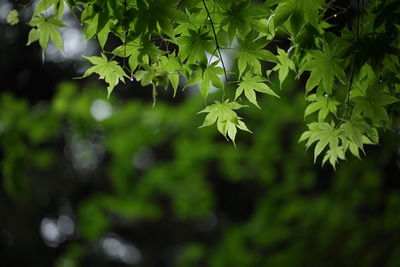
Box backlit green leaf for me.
[83,53,128,98]
[235,73,279,108]
[199,100,250,144]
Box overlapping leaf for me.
[112,37,164,71]
[304,94,339,122]
[352,84,399,125]
[175,29,215,64]
[33,0,64,19]
[132,0,186,37]
[270,47,295,86]
[339,116,378,158]
[199,100,251,144]
[217,0,269,41]
[299,44,346,94]
[186,62,225,100]
[269,0,324,33]
[235,35,277,77]
[299,122,345,169]
[235,73,279,108]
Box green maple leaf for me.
[133,65,157,87]
[304,94,339,122]
[270,47,295,86]
[81,6,101,39]
[352,84,399,124]
[6,10,19,25]
[133,58,183,103]
[198,100,251,144]
[174,29,215,64]
[218,0,268,42]
[299,43,346,94]
[33,0,61,16]
[28,15,65,59]
[81,0,116,40]
[112,37,164,71]
[199,62,225,100]
[82,53,128,98]
[270,0,324,33]
[97,20,116,49]
[177,0,202,10]
[185,61,225,100]
[235,73,279,108]
[321,146,345,170]
[339,116,378,158]
[159,56,183,96]
[299,122,345,169]
[133,0,186,37]
[235,34,277,77]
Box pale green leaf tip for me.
[107,87,112,99]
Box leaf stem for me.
[19,0,37,16]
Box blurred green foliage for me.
[0,81,399,266]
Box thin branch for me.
[123,0,127,68]
[344,0,360,118]
[19,0,37,16]
[344,58,356,118]
[201,0,228,99]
